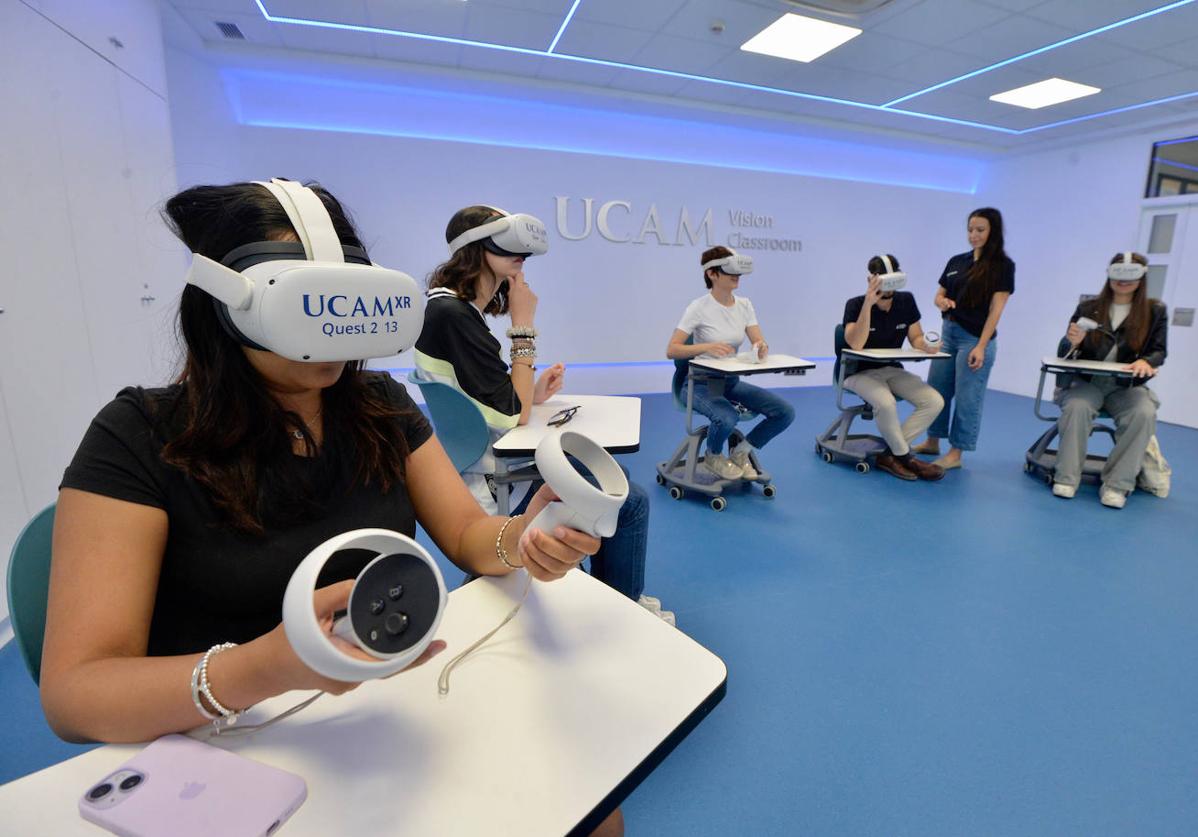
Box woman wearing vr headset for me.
[667,246,796,481]
[1051,252,1168,508]
[914,207,1014,470]
[414,205,665,626]
[39,182,603,747]
[841,255,945,481]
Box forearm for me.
[976,294,1009,347]
[667,342,717,359]
[512,361,535,424]
[41,638,285,744]
[454,513,525,577]
[845,309,872,350]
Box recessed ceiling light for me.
[989,77,1101,110]
[740,13,862,63]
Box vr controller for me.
[282,529,446,682]
[1076,317,1099,332]
[523,430,629,541]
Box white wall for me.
[0,0,179,629]
[979,121,1198,428]
[164,48,982,397]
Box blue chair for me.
[656,341,772,511]
[6,504,56,684]
[814,323,885,473]
[406,372,539,513]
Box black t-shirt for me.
[938,251,1015,338]
[842,291,921,372]
[59,373,433,657]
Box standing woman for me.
[1052,252,1167,508]
[914,208,1014,469]
[666,246,795,480]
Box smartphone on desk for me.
[78,734,306,837]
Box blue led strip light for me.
[547,0,583,54]
[252,1,1196,136]
[884,0,1197,107]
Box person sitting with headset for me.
[38,181,603,747]
[1052,251,1168,508]
[667,246,796,481]
[413,205,668,626]
[842,255,945,481]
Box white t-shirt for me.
[1104,302,1132,362]
[676,294,758,359]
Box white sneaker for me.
[730,448,758,480]
[657,609,677,627]
[638,595,676,626]
[704,453,743,480]
[1052,482,1076,499]
[1100,485,1127,509]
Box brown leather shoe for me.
[903,456,946,481]
[875,452,917,481]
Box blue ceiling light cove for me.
[251,1,1195,137]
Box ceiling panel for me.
[814,33,930,75]
[574,0,688,30]
[1024,0,1176,30]
[657,0,784,47]
[363,0,470,37]
[461,6,564,50]
[629,33,734,76]
[961,14,1076,63]
[369,33,462,69]
[1090,3,1198,50]
[269,0,369,21]
[533,54,620,86]
[552,20,657,62]
[872,0,1012,47]
[274,20,376,58]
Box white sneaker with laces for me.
[1100,485,1127,508]
[1052,482,1076,499]
[704,453,743,480]
[730,449,758,480]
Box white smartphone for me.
[78,734,307,837]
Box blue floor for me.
[3,387,1196,835]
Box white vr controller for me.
[282,529,447,682]
[523,430,628,541]
[1076,317,1099,332]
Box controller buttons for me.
[369,628,379,642]
[370,598,385,616]
[385,612,409,636]
[388,584,404,601]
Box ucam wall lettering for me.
[554,196,801,252]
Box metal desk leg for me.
[495,456,511,515]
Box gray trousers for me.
[844,367,945,457]
[1054,381,1159,491]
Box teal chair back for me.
[7,503,55,684]
[407,373,490,472]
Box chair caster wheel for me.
[855,462,870,474]
[710,496,726,512]
[821,452,834,464]
[669,486,683,500]
[655,473,666,486]
[762,484,776,498]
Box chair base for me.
[656,428,775,511]
[815,407,886,472]
[1024,422,1116,486]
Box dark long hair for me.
[959,207,1009,309]
[701,245,734,289]
[428,205,509,316]
[1085,252,1155,354]
[160,181,413,535]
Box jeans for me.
[1053,381,1158,492]
[844,366,944,456]
[926,320,996,451]
[512,464,648,601]
[691,376,796,454]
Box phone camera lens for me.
[88,783,113,800]
[119,774,143,791]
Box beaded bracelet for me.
[191,642,242,730]
[495,515,523,570]
[506,326,538,338]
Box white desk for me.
[842,348,949,361]
[690,353,816,376]
[0,571,727,837]
[493,394,642,458]
[1033,356,1138,422]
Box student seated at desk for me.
[1052,251,1168,508]
[842,255,945,482]
[666,246,796,481]
[39,182,602,748]
[413,205,667,624]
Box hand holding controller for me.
[522,430,629,542]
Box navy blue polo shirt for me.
[842,291,921,372]
[938,251,1015,338]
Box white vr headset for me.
[283,529,447,682]
[447,207,549,258]
[1107,251,1147,281]
[702,250,754,275]
[874,254,907,292]
[185,178,424,362]
[524,430,628,540]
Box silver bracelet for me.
[194,642,242,730]
[495,515,524,570]
[506,326,538,338]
